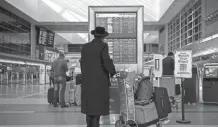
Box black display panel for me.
[204,65,218,78]
[36,27,55,47]
[95,13,137,64]
[68,44,83,53]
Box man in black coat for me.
[162,52,175,76]
[80,26,116,127]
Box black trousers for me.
[86,115,100,127]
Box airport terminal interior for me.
[1,0,218,126]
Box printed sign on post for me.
[175,50,192,78]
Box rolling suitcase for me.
[154,87,172,119]
[75,84,81,106]
[65,81,75,105]
[65,89,75,105]
[47,87,59,104]
[175,84,181,95]
[76,74,82,85]
[47,87,54,104]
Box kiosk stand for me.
[153,54,163,86]
[174,50,192,124]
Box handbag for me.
[66,76,72,82]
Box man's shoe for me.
[53,103,58,107]
[61,104,69,108]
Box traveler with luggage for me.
[51,53,69,108]
[162,52,175,76]
[80,26,116,127]
[161,52,178,106]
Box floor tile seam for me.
[18,91,47,98]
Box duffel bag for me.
[135,102,158,124]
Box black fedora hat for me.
[91,26,109,37]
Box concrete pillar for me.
[201,0,206,38]
[64,44,68,53]
[31,73,34,84]
[11,72,13,84]
[164,24,169,55]
[16,72,19,83]
[0,74,2,84]
[6,72,8,85]
[31,24,36,59]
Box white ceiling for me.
[5,0,175,22]
[3,0,191,45]
[144,31,159,44]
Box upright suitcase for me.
[175,84,181,95]
[65,81,75,105]
[76,74,82,85]
[154,87,172,119]
[75,84,81,106]
[47,87,54,104]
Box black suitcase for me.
[76,74,82,85]
[175,84,181,95]
[47,87,54,104]
[154,87,172,119]
[47,87,59,104]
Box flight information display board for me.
[95,13,137,64]
[37,27,55,48]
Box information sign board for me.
[175,50,192,78]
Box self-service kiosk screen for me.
[204,66,218,78]
[95,13,137,64]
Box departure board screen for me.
[37,27,55,48]
[95,13,137,63]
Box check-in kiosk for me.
[203,63,218,104]
[183,64,199,104]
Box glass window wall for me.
[0,7,31,57]
[168,0,202,52]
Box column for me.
[64,44,68,53]
[16,72,19,83]
[31,73,34,84]
[31,24,36,59]
[201,0,206,38]
[6,72,8,85]
[164,24,169,56]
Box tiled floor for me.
[0,84,218,126]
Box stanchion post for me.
[176,78,191,124]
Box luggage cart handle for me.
[113,71,128,79]
[113,73,121,78]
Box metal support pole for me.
[176,78,191,124]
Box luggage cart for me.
[114,72,167,127]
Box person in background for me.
[162,52,175,76]
[51,53,69,108]
[162,52,176,106]
[80,26,116,127]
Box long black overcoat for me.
[80,38,116,116]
